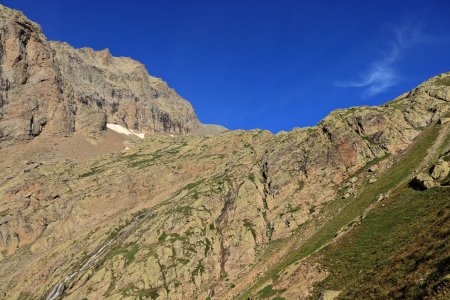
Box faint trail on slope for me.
[234,121,449,300]
[304,122,449,260]
[414,122,449,174]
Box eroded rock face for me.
[50,42,199,136]
[0,5,199,147]
[0,5,75,145]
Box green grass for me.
[173,205,193,217]
[121,284,159,299]
[17,292,32,300]
[351,152,390,179]
[244,219,257,241]
[237,124,441,299]
[318,186,450,299]
[385,96,406,108]
[255,285,287,299]
[158,232,168,243]
[296,181,305,192]
[256,285,277,298]
[78,166,103,178]
[0,209,10,218]
[106,221,129,239]
[101,244,140,266]
[204,238,212,257]
[443,151,450,162]
[142,288,159,300]
[248,173,256,184]
[172,178,206,198]
[434,77,450,86]
[285,204,301,214]
[183,179,206,191]
[119,144,185,169]
[191,260,205,282]
[128,153,163,169]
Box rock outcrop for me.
[431,158,449,180]
[0,4,199,147]
[412,172,436,189]
[413,157,450,189]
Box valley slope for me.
[0,4,450,300]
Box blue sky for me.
[3,0,450,132]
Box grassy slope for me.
[317,186,450,299]
[238,123,443,299]
[314,121,450,299]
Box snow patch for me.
[106,123,145,139]
[129,129,145,139]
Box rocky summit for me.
[0,5,200,148]
[1,4,449,300]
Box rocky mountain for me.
[0,4,200,147]
[0,4,449,300]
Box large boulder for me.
[431,159,449,180]
[412,173,436,190]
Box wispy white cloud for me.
[336,22,423,97]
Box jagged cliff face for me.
[0,5,75,145]
[0,5,199,147]
[50,42,199,135]
[0,68,449,299]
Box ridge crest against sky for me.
[4,0,450,133]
